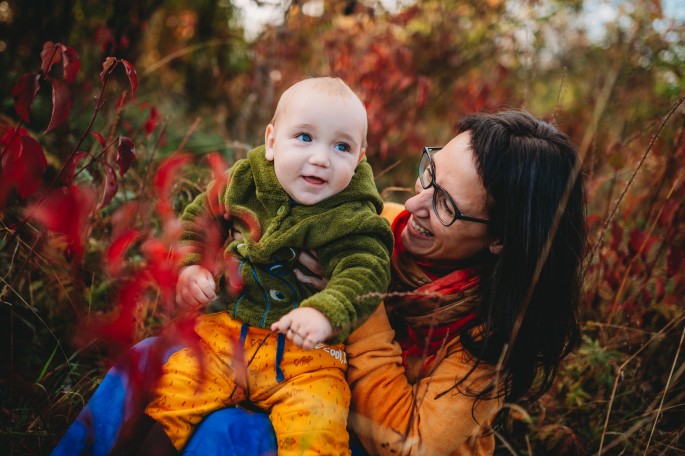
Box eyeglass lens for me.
[420,148,453,225]
[419,147,489,225]
[419,152,432,188]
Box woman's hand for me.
[294,250,329,291]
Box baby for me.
[142,77,393,455]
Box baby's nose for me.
[308,147,330,166]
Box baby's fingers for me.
[196,275,217,300]
[271,315,292,334]
[177,287,205,308]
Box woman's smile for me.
[409,216,433,237]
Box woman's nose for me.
[404,178,432,217]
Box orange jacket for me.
[346,202,501,455]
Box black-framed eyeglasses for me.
[419,146,490,226]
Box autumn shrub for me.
[496,106,685,454]
[0,42,227,454]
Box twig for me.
[598,312,685,453]
[380,186,413,201]
[177,116,202,152]
[643,321,685,455]
[141,39,235,77]
[494,430,519,456]
[587,96,685,272]
[373,159,402,180]
[552,66,568,125]
[600,379,685,454]
[0,274,70,367]
[608,173,683,323]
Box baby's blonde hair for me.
[271,77,368,149]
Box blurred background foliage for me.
[0,0,684,454]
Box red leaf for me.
[96,26,115,54]
[224,255,243,297]
[63,151,89,185]
[120,59,138,95]
[628,229,658,257]
[652,277,665,301]
[61,44,81,84]
[99,163,118,209]
[141,239,183,301]
[154,153,191,218]
[88,276,147,349]
[90,131,107,148]
[106,229,141,276]
[116,136,136,177]
[11,74,40,123]
[609,221,623,251]
[111,202,140,238]
[26,185,95,260]
[154,154,192,194]
[206,153,228,217]
[100,57,117,85]
[60,44,80,84]
[416,76,431,107]
[667,246,683,276]
[659,199,679,226]
[0,128,47,198]
[207,152,227,179]
[144,106,159,135]
[44,77,71,133]
[195,215,223,272]
[40,41,62,76]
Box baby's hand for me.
[176,265,217,310]
[271,307,333,350]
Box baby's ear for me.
[265,124,275,161]
[357,147,366,164]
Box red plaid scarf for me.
[386,210,481,374]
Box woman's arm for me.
[346,304,500,456]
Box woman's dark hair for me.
[457,110,587,405]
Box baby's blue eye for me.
[335,143,351,152]
[296,133,312,142]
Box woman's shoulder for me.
[381,201,405,224]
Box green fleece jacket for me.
[180,146,393,342]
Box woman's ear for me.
[264,124,275,161]
[489,239,503,255]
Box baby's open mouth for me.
[303,176,325,185]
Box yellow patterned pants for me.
[146,312,351,455]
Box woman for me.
[343,110,586,454]
[53,109,586,455]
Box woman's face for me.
[402,131,491,262]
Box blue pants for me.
[51,338,366,455]
[51,338,277,456]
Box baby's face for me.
[265,90,367,205]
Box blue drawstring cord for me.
[275,333,285,383]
